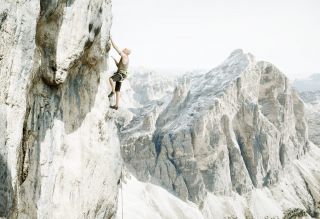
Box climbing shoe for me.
[110,105,119,110]
[108,91,114,98]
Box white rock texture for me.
[118,50,320,218]
[0,1,121,218]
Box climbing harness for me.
[117,71,127,82]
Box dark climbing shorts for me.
[111,73,123,92]
[115,81,121,92]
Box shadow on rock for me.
[0,154,13,217]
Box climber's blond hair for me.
[123,48,131,55]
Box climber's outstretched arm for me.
[110,37,125,57]
[111,56,119,66]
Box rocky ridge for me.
[118,50,320,218]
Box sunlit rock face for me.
[0,1,121,218]
[119,51,320,218]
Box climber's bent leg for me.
[110,91,120,110]
[114,81,121,107]
[110,81,121,110]
[115,91,120,108]
[108,77,115,97]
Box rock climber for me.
[108,36,131,110]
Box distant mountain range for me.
[116,50,320,218]
[293,74,320,92]
[293,74,320,146]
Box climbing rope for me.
[120,165,124,219]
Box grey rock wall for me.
[0,1,121,218]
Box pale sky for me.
[111,0,320,79]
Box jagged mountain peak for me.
[155,50,293,134]
[155,50,256,129]
[119,50,319,218]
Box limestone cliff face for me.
[0,1,121,218]
[119,50,320,217]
